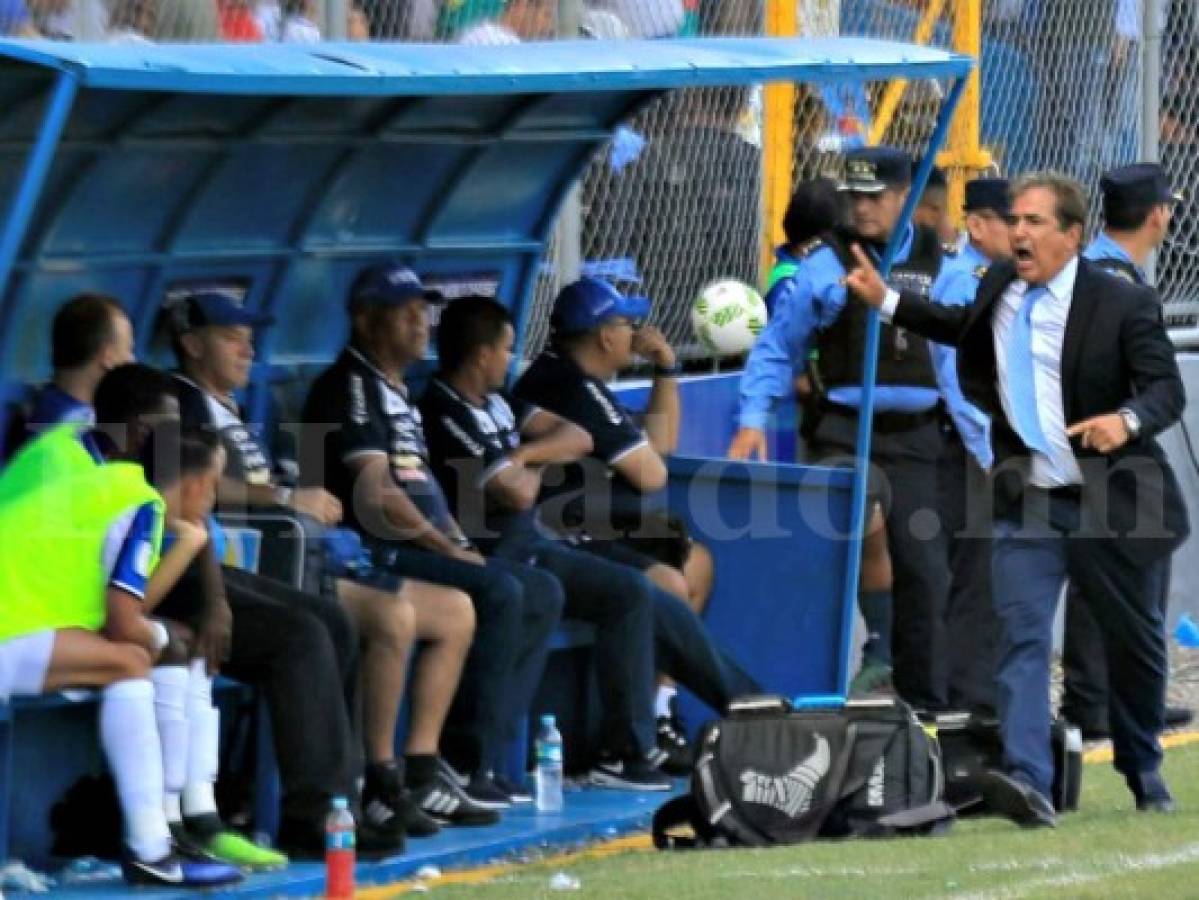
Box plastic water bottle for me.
[535,714,564,812]
[324,796,355,899]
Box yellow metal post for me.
[943,0,992,228]
[761,0,798,284]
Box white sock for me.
[151,666,189,825]
[182,660,219,819]
[655,685,677,719]
[101,678,171,862]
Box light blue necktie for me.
[1006,286,1051,454]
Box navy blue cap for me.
[177,291,274,330]
[550,277,651,335]
[348,263,445,310]
[1101,163,1182,213]
[840,147,912,193]
[964,177,1010,215]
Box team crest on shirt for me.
[133,540,154,578]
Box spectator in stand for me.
[258,0,321,42]
[217,0,263,41]
[0,0,38,35]
[444,0,556,44]
[347,1,370,38]
[153,0,218,40]
[166,290,479,837]
[594,0,683,37]
[105,0,156,41]
[0,414,241,889]
[302,264,563,812]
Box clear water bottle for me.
[325,796,355,899]
[535,714,564,812]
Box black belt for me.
[822,403,940,434]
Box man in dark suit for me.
[846,171,1188,827]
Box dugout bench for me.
[0,37,971,869]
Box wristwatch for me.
[273,485,294,507]
[1118,407,1142,439]
[654,360,682,377]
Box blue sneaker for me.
[122,848,243,888]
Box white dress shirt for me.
[992,257,1083,488]
[881,256,1084,488]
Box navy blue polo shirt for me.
[420,378,541,551]
[303,347,454,539]
[173,374,273,486]
[513,349,648,504]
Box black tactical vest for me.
[1093,255,1146,286]
[816,226,942,390]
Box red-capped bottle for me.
[325,796,355,898]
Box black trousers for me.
[368,542,564,774]
[1062,558,1173,732]
[812,410,951,710]
[219,566,361,827]
[937,429,998,715]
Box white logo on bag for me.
[739,734,831,818]
[867,757,885,808]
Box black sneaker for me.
[494,773,534,804]
[121,847,243,888]
[364,763,441,838]
[409,763,502,826]
[276,816,405,862]
[588,753,674,791]
[465,772,515,810]
[656,714,694,775]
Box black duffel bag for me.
[653,696,954,849]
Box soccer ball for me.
[691,279,768,355]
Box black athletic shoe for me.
[588,753,674,792]
[465,772,514,810]
[493,773,534,804]
[276,816,405,861]
[656,714,694,775]
[409,763,502,826]
[363,763,441,838]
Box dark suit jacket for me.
[894,257,1189,564]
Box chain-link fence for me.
[6,0,1199,351]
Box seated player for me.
[425,295,762,782]
[302,265,564,809]
[166,289,481,833]
[0,420,241,888]
[514,278,755,751]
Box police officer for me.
[729,146,951,711]
[1061,162,1193,737]
[913,166,962,255]
[931,177,1012,715]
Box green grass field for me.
[434,742,1199,899]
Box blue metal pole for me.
[0,71,78,367]
[832,74,970,699]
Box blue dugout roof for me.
[0,37,972,93]
[0,37,971,385]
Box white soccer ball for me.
[691,279,768,355]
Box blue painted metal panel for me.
[666,455,855,714]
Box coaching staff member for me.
[847,171,1188,825]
